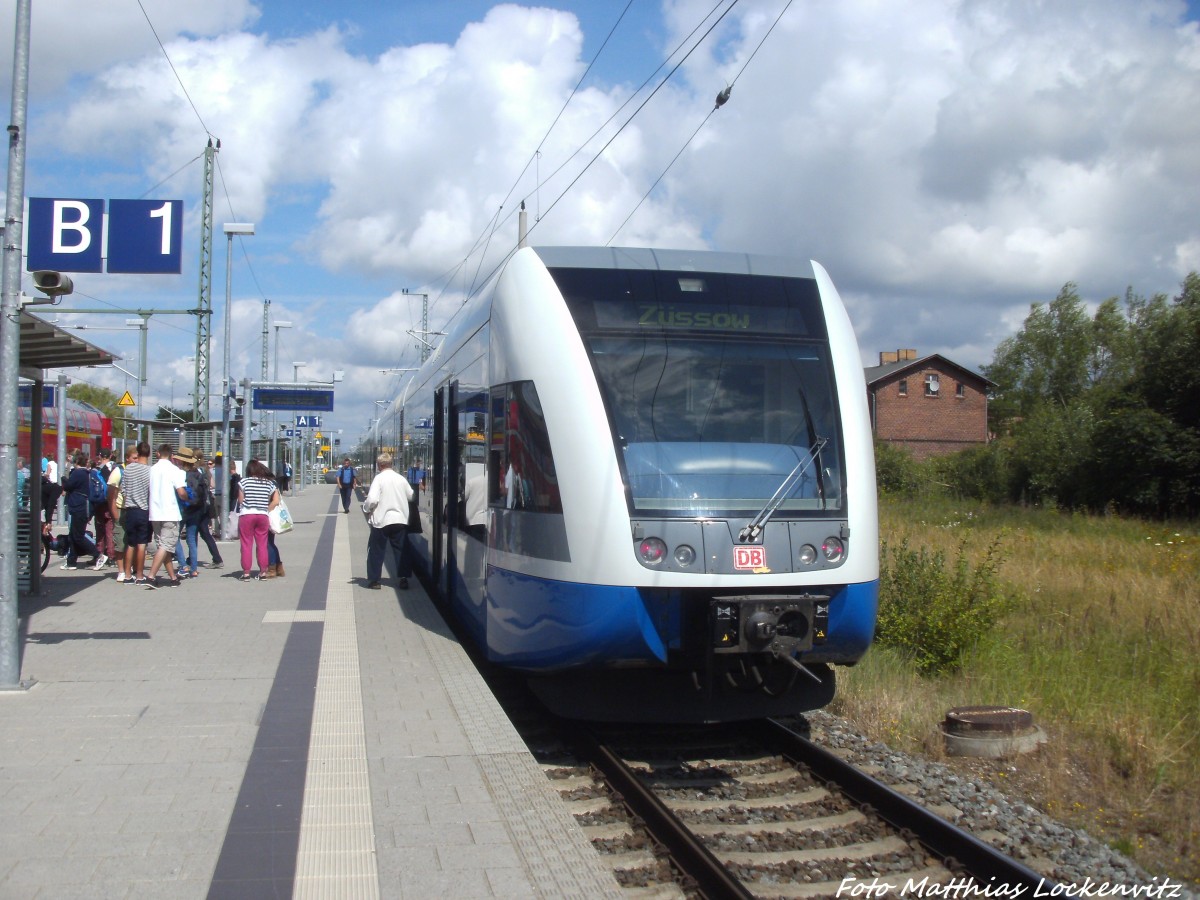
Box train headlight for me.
[821,536,845,563]
[673,544,697,567]
[637,537,667,565]
[798,543,817,566]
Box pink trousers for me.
[238,513,270,573]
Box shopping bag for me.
[268,502,294,535]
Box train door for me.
[444,382,462,602]
[432,386,447,594]
[449,385,488,628]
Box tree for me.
[1138,273,1200,432]
[1087,294,1134,390]
[984,283,1093,426]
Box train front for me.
[489,247,878,722]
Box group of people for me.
[44,445,418,592]
[43,443,293,587]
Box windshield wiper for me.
[738,437,827,544]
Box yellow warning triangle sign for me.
[117,391,136,407]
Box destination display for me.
[252,388,334,412]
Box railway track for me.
[527,713,1055,899]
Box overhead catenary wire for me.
[490,0,637,231]
[517,0,742,241]
[608,0,797,245]
[438,0,744,347]
[381,3,741,372]
[477,0,732,264]
[422,3,724,330]
[136,0,215,141]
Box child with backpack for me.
[91,448,117,569]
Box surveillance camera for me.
[31,270,74,298]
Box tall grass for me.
[832,497,1200,884]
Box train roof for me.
[531,246,816,280]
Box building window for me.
[924,373,940,396]
[955,381,965,399]
[897,378,907,397]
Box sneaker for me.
[367,581,381,590]
[164,577,183,587]
[59,561,77,570]
[208,561,224,570]
[93,554,109,571]
[116,572,126,583]
[143,578,158,590]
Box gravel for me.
[805,710,1196,899]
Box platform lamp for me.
[291,362,307,487]
[271,321,292,473]
[219,222,254,539]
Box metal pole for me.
[55,374,67,523]
[137,317,147,442]
[272,323,291,478]
[194,139,217,424]
[292,362,306,492]
[0,0,31,688]
[240,377,252,478]
[273,335,280,474]
[219,232,233,539]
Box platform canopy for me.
[17,309,116,375]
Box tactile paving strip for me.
[293,514,380,899]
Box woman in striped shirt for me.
[237,459,280,580]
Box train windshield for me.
[550,266,845,518]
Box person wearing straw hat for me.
[173,447,207,577]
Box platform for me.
[1,486,622,898]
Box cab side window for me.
[488,381,561,513]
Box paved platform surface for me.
[1,486,621,898]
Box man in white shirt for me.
[145,444,188,588]
[362,452,414,590]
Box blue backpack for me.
[87,467,109,505]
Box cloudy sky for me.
[3,0,1199,444]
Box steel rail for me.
[560,721,754,900]
[753,718,1059,889]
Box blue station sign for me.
[26,197,184,274]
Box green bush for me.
[875,535,1014,676]
[932,442,1012,503]
[874,440,925,496]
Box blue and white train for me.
[367,246,878,722]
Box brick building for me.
[864,349,994,459]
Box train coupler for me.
[709,593,830,656]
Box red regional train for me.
[17,398,113,461]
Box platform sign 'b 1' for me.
[26,197,183,274]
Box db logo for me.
[734,546,766,569]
